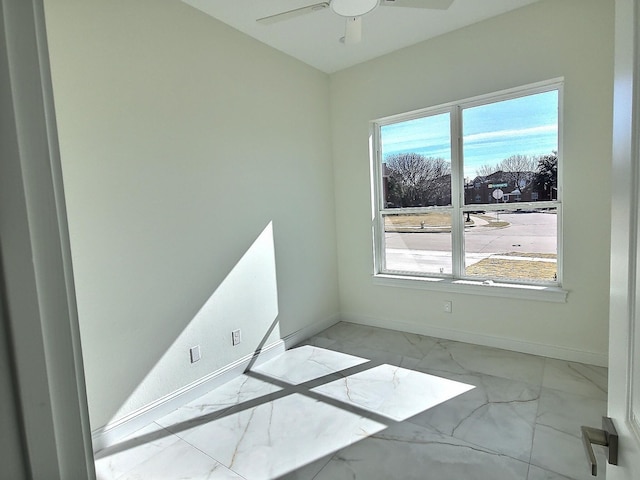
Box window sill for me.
[372,274,568,303]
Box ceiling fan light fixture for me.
[330,0,379,17]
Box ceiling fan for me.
[257,0,454,45]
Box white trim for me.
[371,79,563,289]
[629,0,640,444]
[91,314,340,452]
[282,313,341,349]
[555,84,565,285]
[1,0,94,477]
[340,313,607,367]
[373,273,568,303]
[609,0,640,469]
[370,124,383,274]
[451,106,464,278]
[91,341,286,452]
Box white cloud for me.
[464,124,557,143]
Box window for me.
[372,81,562,290]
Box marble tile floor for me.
[95,322,609,480]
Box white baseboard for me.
[91,314,340,453]
[92,310,605,453]
[340,312,608,367]
[283,313,340,348]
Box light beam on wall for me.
[105,222,281,435]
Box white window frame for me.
[371,79,567,302]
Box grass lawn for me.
[477,214,509,228]
[385,212,451,231]
[385,212,451,227]
[466,254,557,282]
[384,212,513,232]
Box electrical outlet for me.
[443,301,452,313]
[190,345,201,363]
[232,329,242,346]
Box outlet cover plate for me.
[443,301,452,313]
[190,345,201,363]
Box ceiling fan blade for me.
[379,0,454,10]
[343,16,362,45]
[257,2,329,25]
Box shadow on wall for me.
[105,221,281,431]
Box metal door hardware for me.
[581,417,618,476]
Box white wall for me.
[44,0,339,430]
[330,0,614,363]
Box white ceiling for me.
[181,0,541,73]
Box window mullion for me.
[450,106,464,278]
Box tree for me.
[533,152,558,200]
[475,155,536,184]
[475,164,499,179]
[384,153,450,207]
[499,154,538,189]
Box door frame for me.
[0,0,95,478]
[608,0,640,477]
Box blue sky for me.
[381,90,558,180]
